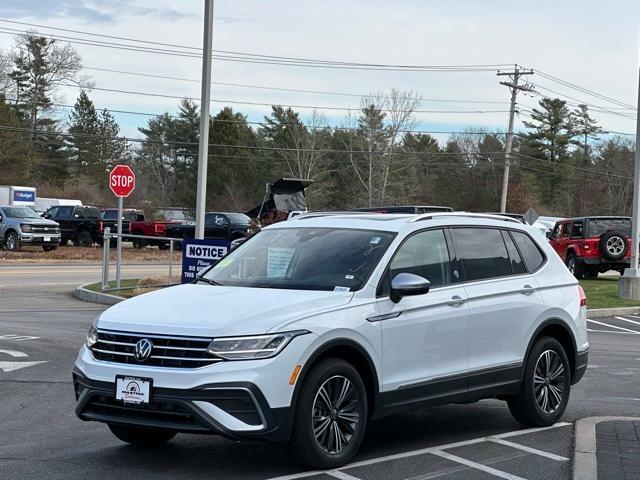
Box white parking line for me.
[614,316,640,328]
[265,422,571,480]
[430,450,526,480]
[0,334,41,341]
[488,438,569,462]
[588,329,638,335]
[327,471,361,480]
[587,319,640,334]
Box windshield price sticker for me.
[267,247,295,278]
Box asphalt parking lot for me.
[1,279,639,479]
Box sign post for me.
[109,165,136,289]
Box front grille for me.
[83,394,209,432]
[29,225,60,234]
[90,329,224,368]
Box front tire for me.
[4,231,20,251]
[289,358,368,469]
[565,253,584,279]
[108,424,176,446]
[507,336,571,427]
[75,230,93,247]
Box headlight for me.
[207,330,309,360]
[86,325,98,347]
[21,224,32,232]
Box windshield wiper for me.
[193,277,223,286]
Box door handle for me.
[520,284,535,295]
[448,295,466,307]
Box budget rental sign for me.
[181,238,230,283]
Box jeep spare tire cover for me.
[599,230,627,261]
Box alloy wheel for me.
[533,350,566,414]
[312,375,360,454]
[606,236,625,256]
[566,257,575,274]
[5,233,17,251]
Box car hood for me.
[12,217,59,226]
[97,284,353,337]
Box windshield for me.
[227,213,251,224]
[203,227,396,291]
[2,207,42,219]
[589,218,631,237]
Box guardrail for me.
[101,227,183,292]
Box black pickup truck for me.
[166,212,251,241]
[44,205,102,246]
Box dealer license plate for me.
[43,236,51,242]
[115,376,152,405]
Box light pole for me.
[194,0,214,240]
[619,67,640,299]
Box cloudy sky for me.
[0,0,638,141]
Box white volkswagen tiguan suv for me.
[74,213,588,468]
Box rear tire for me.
[75,230,93,247]
[289,358,368,469]
[108,424,176,446]
[507,336,571,427]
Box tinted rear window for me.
[511,231,545,272]
[101,210,117,220]
[588,219,631,237]
[451,228,511,281]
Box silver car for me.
[0,205,61,251]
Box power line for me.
[54,82,511,114]
[82,66,509,105]
[0,25,508,72]
[531,68,636,110]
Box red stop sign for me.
[109,165,135,197]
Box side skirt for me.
[378,363,522,418]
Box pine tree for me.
[67,90,100,177]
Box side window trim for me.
[375,226,454,298]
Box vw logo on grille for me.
[134,338,153,362]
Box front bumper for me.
[73,369,293,442]
[20,232,61,246]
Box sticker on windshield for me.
[369,236,382,245]
[333,286,350,292]
[267,247,295,278]
[345,274,355,280]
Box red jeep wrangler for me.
[549,216,631,278]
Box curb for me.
[587,306,640,318]
[573,416,640,480]
[74,283,124,306]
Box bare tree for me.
[349,89,421,206]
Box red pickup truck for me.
[129,219,180,250]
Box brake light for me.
[98,221,104,232]
[578,285,587,307]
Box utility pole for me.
[497,65,533,213]
[195,0,214,239]
[620,67,640,299]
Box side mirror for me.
[0,215,3,222]
[545,231,552,239]
[390,273,430,303]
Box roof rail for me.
[409,212,523,224]
[291,211,373,220]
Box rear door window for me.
[451,228,512,281]
[571,221,584,238]
[511,231,545,272]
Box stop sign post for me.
[109,165,135,289]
